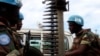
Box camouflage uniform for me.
[71,29,100,56]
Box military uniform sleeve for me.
[80,34,91,45]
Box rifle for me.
[23,30,31,56]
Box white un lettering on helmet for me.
[75,17,81,23]
[0,34,10,45]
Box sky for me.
[20,0,100,34]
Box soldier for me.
[0,0,22,56]
[65,15,100,56]
[11,12,44,56]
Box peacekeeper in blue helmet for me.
[0,0,23,56]
[65,15,100,56]
[10,12,44,56]
[17,13,44,56]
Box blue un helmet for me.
[0,0,22,8]
[67,15,84,26]
[19,12,24,20]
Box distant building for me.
[17,28,74,51]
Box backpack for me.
[85,31,100,54]
[87,32,100,48]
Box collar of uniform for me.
[76,29,91,37]
[76,29,83,37]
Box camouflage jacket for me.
[71,29,100,56]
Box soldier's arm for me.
[65,34,90,56]
[65,44,87,56]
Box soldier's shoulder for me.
[82,29,94,36]
[81,29,95,39]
